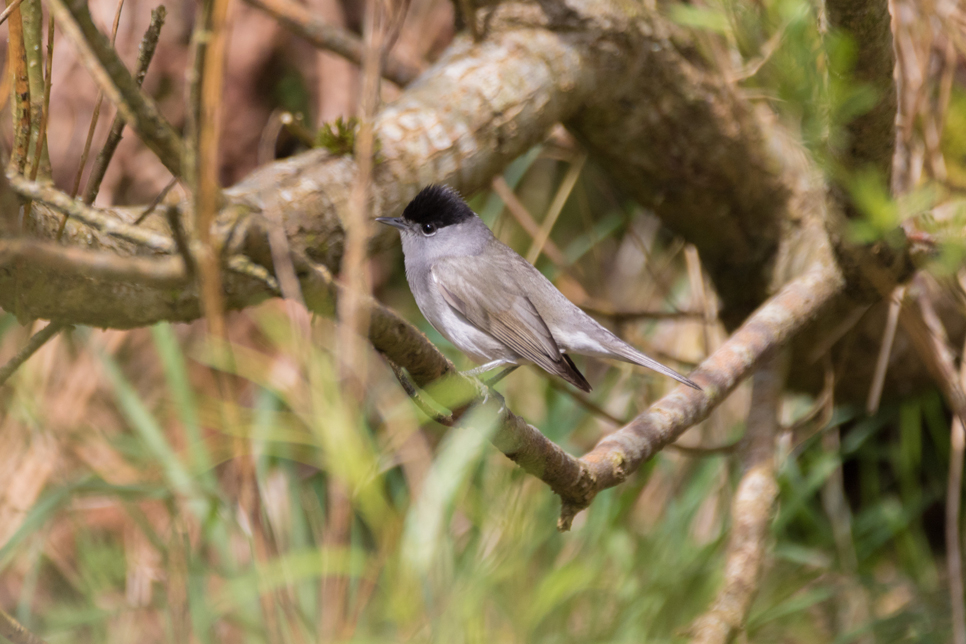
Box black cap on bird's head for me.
[401,185,475,229]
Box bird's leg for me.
[485,365,519,386]
[462,358,514,377]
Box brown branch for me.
[951,415,966,644]
[0,607,47,644]
[0,319,67,386]
[47,0,183,176]
[690,352,783,644]
[28,11,55,183]
[899,276,966,423]
[5,0,30,174]
[0,238,187,287]
[242,0,420,87]
[825,0,897,185]
[68,0,124,206]
[83,5,166,205]
[559,266,844,528]
[0,0,25,26]
[898,275,966,644]
[21,0,49,177]
[8,175,176,252]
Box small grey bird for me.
[377,185,700,393]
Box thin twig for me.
[84,5,167,205]
[491,175,568,266]
[0,606,48,644]
[8,175,176,252]
[788,354,835,455]
[337,0,383,390]
[867,284,905,414]
[689,351,784,644]
[897,275,966,644]
[0,319,67,386]
[242,0,419,87]
[164,204,195,277]
[134,176,178,225]
[69,0,125,200]
[47,0,183,176]
[0,0,26,26]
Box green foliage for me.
[942,87,966,188]
[316,116,362,156]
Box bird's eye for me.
[420,223,437,236]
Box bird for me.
[376,184,700,393]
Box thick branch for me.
[825,0,897,183]
[0,238,187,287]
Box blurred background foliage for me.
[0,0,964,640]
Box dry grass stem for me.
[491,176,568,266]
[336,0,384,391]
[195,0,232,341]
[867,284,906,414]
[525,152,586,264]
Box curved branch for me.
[558,266,843,527]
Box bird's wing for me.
[431,256,591,391]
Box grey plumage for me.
[377,185,700,393]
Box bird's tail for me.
[610,342,702,390]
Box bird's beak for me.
[375,217,407,231]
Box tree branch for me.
[0,319,67,386]
[825,0,897,184]
[0,238,187,287]
[690,352,784,643]
[558,266,843,527]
